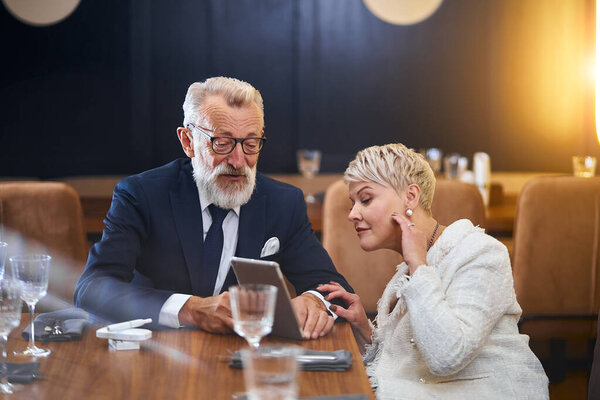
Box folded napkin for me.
[230,349,352,372]
[1,362,41,383]
[22,307,89,342]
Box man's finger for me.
[310,311,331,339]
[302,306,319,339]
[320,315,335,337]
[292,299,308,328]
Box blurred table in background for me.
[6,318,373,399]
[267,174,342,232]
[59,172,564,238]
[59,176,127,235]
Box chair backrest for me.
[0,182,88,309]
[322,179,485,313]
[589,311,600,399]
[512,176,600,339]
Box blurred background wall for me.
[0,0,597,177]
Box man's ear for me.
[405,183,422,209]
[177,127,195,158]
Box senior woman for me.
[318,144,548,399]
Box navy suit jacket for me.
[74,159,352,328]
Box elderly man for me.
[74,77,352,339]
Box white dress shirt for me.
[158,186,333,328]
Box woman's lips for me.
[355,227,370,235]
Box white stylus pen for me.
[106,318,152,331]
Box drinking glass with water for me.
[230,284,278,350]
[241,346,300,400]
[0,277,22,393]
[10,254,51,358]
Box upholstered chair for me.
[322,179,485,315]
[0,182,88,310]
[512,176,600,381]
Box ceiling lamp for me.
[2,0,80,27]
[363,0,443,25]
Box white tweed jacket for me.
[364,219,549,400]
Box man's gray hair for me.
[182,77,264,127]
[344,143,436,212]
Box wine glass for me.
[296,149,322,203]
[0,277,22,393]
[229,284,278,350]
[10,255,51,357]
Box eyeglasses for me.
[186,123,267,155]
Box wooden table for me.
[5,320,374,399]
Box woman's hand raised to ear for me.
[391,213,428,275]
[317,281,372,344]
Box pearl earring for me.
[405,208,413,217]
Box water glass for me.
[424,148,443,174]
[444,153,468,180]
[296,149,321,179]
[241,346,300,400]
[0,243,7,276]
[230,284,278,350]
[10,254,51,357]
[0,278,22,393]
[572,156,596,178]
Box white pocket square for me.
[260,237,280,258]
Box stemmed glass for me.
[230,284,278,350]
[10,255,51,357]
[296,149,322,203]
[0,277,22,393]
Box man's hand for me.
[178,292,233,333]
[291,292,334,340]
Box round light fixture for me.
[363,0,443,25]
[2,0,80,27]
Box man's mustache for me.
[214,164,249,177]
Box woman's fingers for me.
[324,289,353,302]
[317,283,343,293]
[329,304,352,320]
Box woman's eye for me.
[361,198,371,205]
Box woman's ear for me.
[405,184,422,209]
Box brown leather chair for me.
[0,182,88,309]
[589,311,600,400]
[512,176,600,381]
[322,179,486,314]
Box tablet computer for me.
[230,256,304,340]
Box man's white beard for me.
[191,146,257,209]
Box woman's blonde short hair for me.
[344,143,436,212]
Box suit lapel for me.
[236,190,267,260]
[170,165,204,295]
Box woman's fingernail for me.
[330,305,337,311]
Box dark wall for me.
[1,0,597,178]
